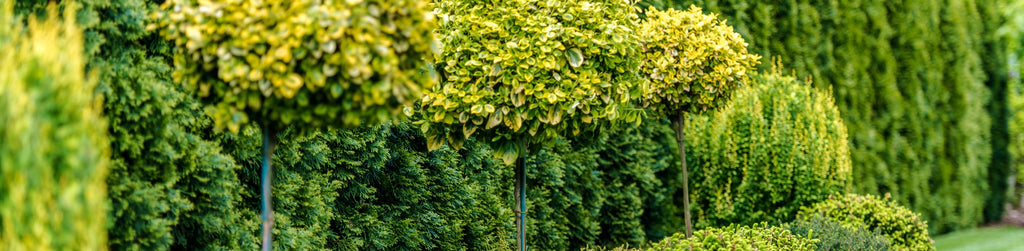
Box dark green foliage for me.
[213,118,680,250]
[646,223,815,251]
[799,194,934,251]
[15,0,255,249]
[0,3,108,249]
[685,71,851,228]
[665,0,1005,233]
[219,123,515,250]
[786,215,891,251]
[524,118,680,249]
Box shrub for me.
[686,70,852,228]
[668,0,1005,232]
[0,4,109,249]
[798,194,934,251]
[646,223,815,251]
[786,215,890,251]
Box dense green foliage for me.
[665,0,1008,233]
[15,0,255,249]
[421,0,647,163]
[647,223,815,251]
[1002,0,1024,207]
[799,194,934,251]
[210,119,680,250]
[686,71,851,227]
[0,4,109,249]
[786,215,891,251]
[153,0,436,132]
[638,5,759,115]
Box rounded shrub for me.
[686,70,852,227]
[646,223,815,251]
[798,194,934,251]
[0,4,110,249]
[153,0,436,132]
[786,215,890,251]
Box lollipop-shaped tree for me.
[418,0,646,249]
[638,5,760,237]
[152,0,435,249]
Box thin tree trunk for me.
[261,123,278,251]
[514,140,528,251]
[672,112,693,238]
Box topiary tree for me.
[647,223,815,251]
[0,3,110,249]
[152,0,435,249]
[798,194,935,251]
[637,5,760,237]
[419,0,647,249]
[686,70,851,228]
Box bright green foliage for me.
[638,6,759,115]
[15,0,257,249]
[798,194,934,251]
[685,71,851,228]
[1002,0,1024,208]
[0,4,109,249]
[421,0,647,163]
[153,0,436,132]
[786,215,891,251]
[646,223,815,251]
[668,0,1004,233]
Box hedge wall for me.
[216,120,680,250]
[666,0,1008,233]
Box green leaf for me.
[565,48,584,68]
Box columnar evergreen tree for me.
[420,0,646,249]
[637,5,759,237]
[686,70,852,228]
[0,3,110,249]
[17,0,256,248]
[153,0,435,248]
[667,0,1004,233]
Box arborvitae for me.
[0,3,109,249]
[15,0,253,249]
[666,0,1004,233]
[685,71,852,228]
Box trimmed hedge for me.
[798,194,934,251]
[786,215,891,251]
[686,70,851,228]
[667,0,1008,232]
[215,119,680,250]
[0,4,109,249]
[647,223,815,251]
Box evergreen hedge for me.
[666,0,1008,233]
[0,4,109,249]
[218,120,680,250]
[686,71,851,228]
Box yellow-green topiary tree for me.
[152,0,435,249]
[638,5,760,237]
[0,3,110,250]
[418,0,647,249]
